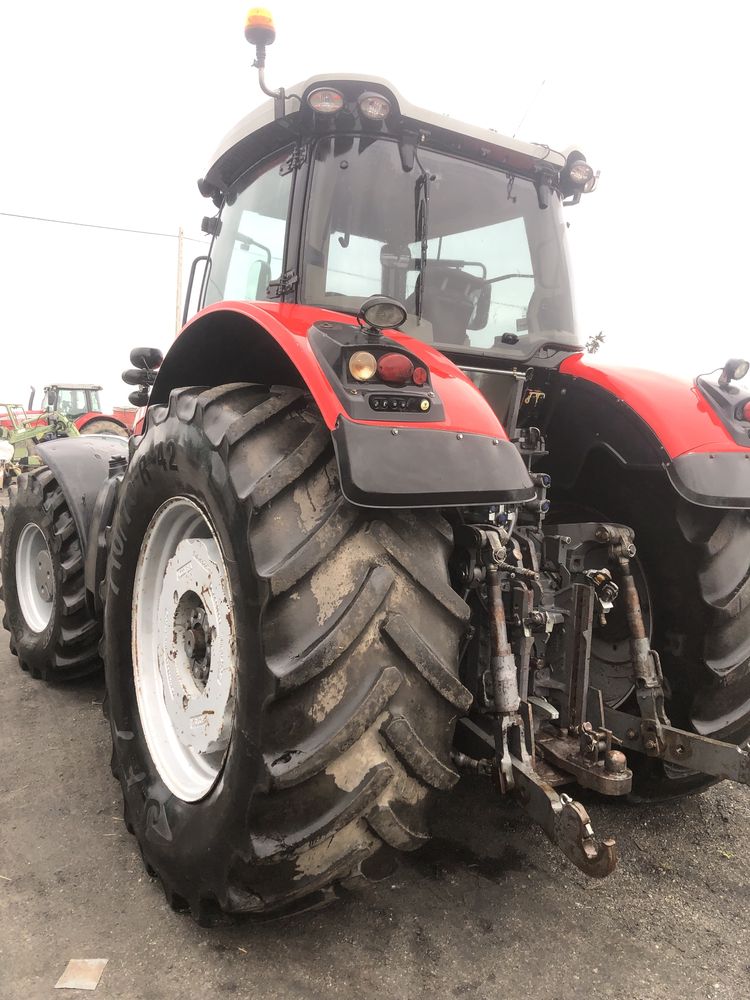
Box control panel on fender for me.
[369,395,431,413]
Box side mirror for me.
[467,282,492,331]
[256,260,272,300]
[244,258,272,300]
[130,347,164,370]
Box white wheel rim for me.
[132,497,237,802]
[16,523,55,632]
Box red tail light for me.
[377,353,414,385]
[741,400,750,422]
[412,366,428,386]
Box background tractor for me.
[0,402,79,487]
[2,9,750,923]
[26,383,132,436]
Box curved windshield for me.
[302,136,580,360]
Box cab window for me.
[205,150,294,305]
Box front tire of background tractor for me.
[0,468,101,681]
[104,383,470,922]
[572,461,750,801]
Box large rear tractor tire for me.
[571,459,750,800]
[104,384,470,921]
[1,468,101,681]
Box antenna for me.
[513,78,546,139]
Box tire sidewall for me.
[104,414,271,896]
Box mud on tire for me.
[1,467,101,681]
[104,384,471,921]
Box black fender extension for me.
[34,436,128,613]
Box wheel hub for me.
[157,538,234,758]
[132,498,237,802]
[34,549,54,603]
[16,522,55,633]
[183,605,212,690]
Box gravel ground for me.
[1,490,749,1000]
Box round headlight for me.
[568,159,595,188]
[307,87,344,114]
[357,296,408,331]
[358,92,391,120]
[349,351,378,381]
[583,172,598,194]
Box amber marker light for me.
[349,351,378,381]
[245,7,276,46]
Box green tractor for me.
[0,403,79,488]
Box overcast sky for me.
[1,1,748,407]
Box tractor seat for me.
[406,265,486,346]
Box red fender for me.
[150,301,533,508]
[561,353,747,459]
[73,412,102,431]
[180,301,509,439]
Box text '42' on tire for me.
[104,383,471,921]
[1,469,101,681]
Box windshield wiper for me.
[487,272,534,284]
[414,156,432,321]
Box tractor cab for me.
[196,36,596,373]
[41,384,103,418]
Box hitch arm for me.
[604,706,750,785]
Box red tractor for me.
[26,383,131,436]
[2,10,750,923]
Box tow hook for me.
[453,733,619,879]
[512,757,617,879]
